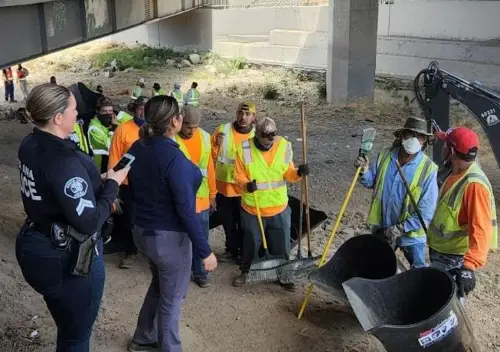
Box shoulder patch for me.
[64,177,88,199]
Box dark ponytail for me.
[139,95,179,143]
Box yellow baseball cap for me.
[237,101,256,114]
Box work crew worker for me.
[88,96,117,173]
[169,82,184,109]
[126,95,217,352]
[429,127,497,297]
[15,83,129,351]
[108,97,147,267]
[356,117,439,268]
[211,102,256,262]
[184,81,200,107]
[130,77,145,99]
[175,106,217,288]
[152,82,166,96]
[233,117,309,288]
[69,119,90,154]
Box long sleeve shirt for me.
[127,136,212,259]
[360,149,439,247]
[108,119,141,185]
[234,138,301,217]
[441,173,492,269]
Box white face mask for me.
[402,137,422,155]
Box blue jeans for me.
[401,242,427,269]
[15,229,105,352]
[191,209,210,280]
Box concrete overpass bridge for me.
[0,0,207,67]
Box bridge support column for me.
[326,0,379,104]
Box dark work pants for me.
[216,193,244,256]
[113,185,137,255]
[239,206,292,273]
[132,226,192,352]
[4,81,14,101]
[16,230,105,352]
[191,209,210,279]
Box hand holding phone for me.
[113,153,135,172]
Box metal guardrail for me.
[207,0,327,9]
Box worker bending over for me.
[108,97,147,268]
[170,82,184,109]
[211,102,256,263]
[87,97,118,173]
[356,117,438,268]
[175,106,217,288]
[130,78,146,99]
[233,117,309,289]
[184,81,200,107]
[152,82,166,96]
[429,127,497,298]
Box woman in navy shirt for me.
[126,95,217,352]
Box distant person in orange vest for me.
[2,67,16,102]
[16,64,30,101]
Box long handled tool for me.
[297,127,377,320]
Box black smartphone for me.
[113,153,135,172]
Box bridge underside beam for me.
[327,0,379,104]
[0,0,207,67]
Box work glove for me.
[383,224,404,249]
[354,155,369,173]
[246,180,258,193]
[455,267,476,297]
[113,198,124,215]
[297,164,310,177]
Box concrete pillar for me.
[326,0,379,104]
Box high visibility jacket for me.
[175,128,211,199]
[116,111,133,124]
[237,137,291,209]
[186,88,200,107]
[153,88,167,96]
[131,86,142,98]
[215,123,255,184]
[87,117,112,170]
[170,90,184,108]
[70,122,90,154]
[367,148,438,238]
[428,162,498,255]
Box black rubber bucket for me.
[309,234,397,304]
[209,195,328,247]
[343,267,480,351]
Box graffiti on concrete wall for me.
[85,0,111,38]
[46,1,67,37]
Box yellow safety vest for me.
[367,148,438,238]
[428,162,498,255]
[73,122,90,154]
[175,129,211,199]
[186,88,200,107]
[237,137,292,209]
[171,90,184,108]
[153,88,167,96]
[215,123,255,184]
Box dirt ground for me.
[0,42,499,352]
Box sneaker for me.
[128,341,159,352]
[119,254,137,269]
[232,273,248,287]
[194,276,211,288]
[218,251,238,263]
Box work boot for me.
[194,276,211,288]
[128,341,159,352]
[119,254,137,269]
[232,273,248,287]
[218,251,238,263]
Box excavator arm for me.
[414,61,500,168]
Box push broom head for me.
[246,257,287,284]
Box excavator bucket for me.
[308,234,397,305]
[343,267,480,352]
[209,195,328,247]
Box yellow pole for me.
[297,166,362,320]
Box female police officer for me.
[15,83,129,351]
[125,95,217,352]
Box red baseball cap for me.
[435,127,479,157]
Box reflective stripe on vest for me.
[175,129,211,198]
[186,89,200,106]
[239,137,291,209]
[367,148,437,238]
[73,123,90,154]
[88,118,111,170]
[428,162,498,254]
[171,91,183,107]
[215,123,255,183]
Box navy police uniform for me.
[16,127,118,351]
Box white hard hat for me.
[138,77,145,84]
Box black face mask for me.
[97,113,112,127]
